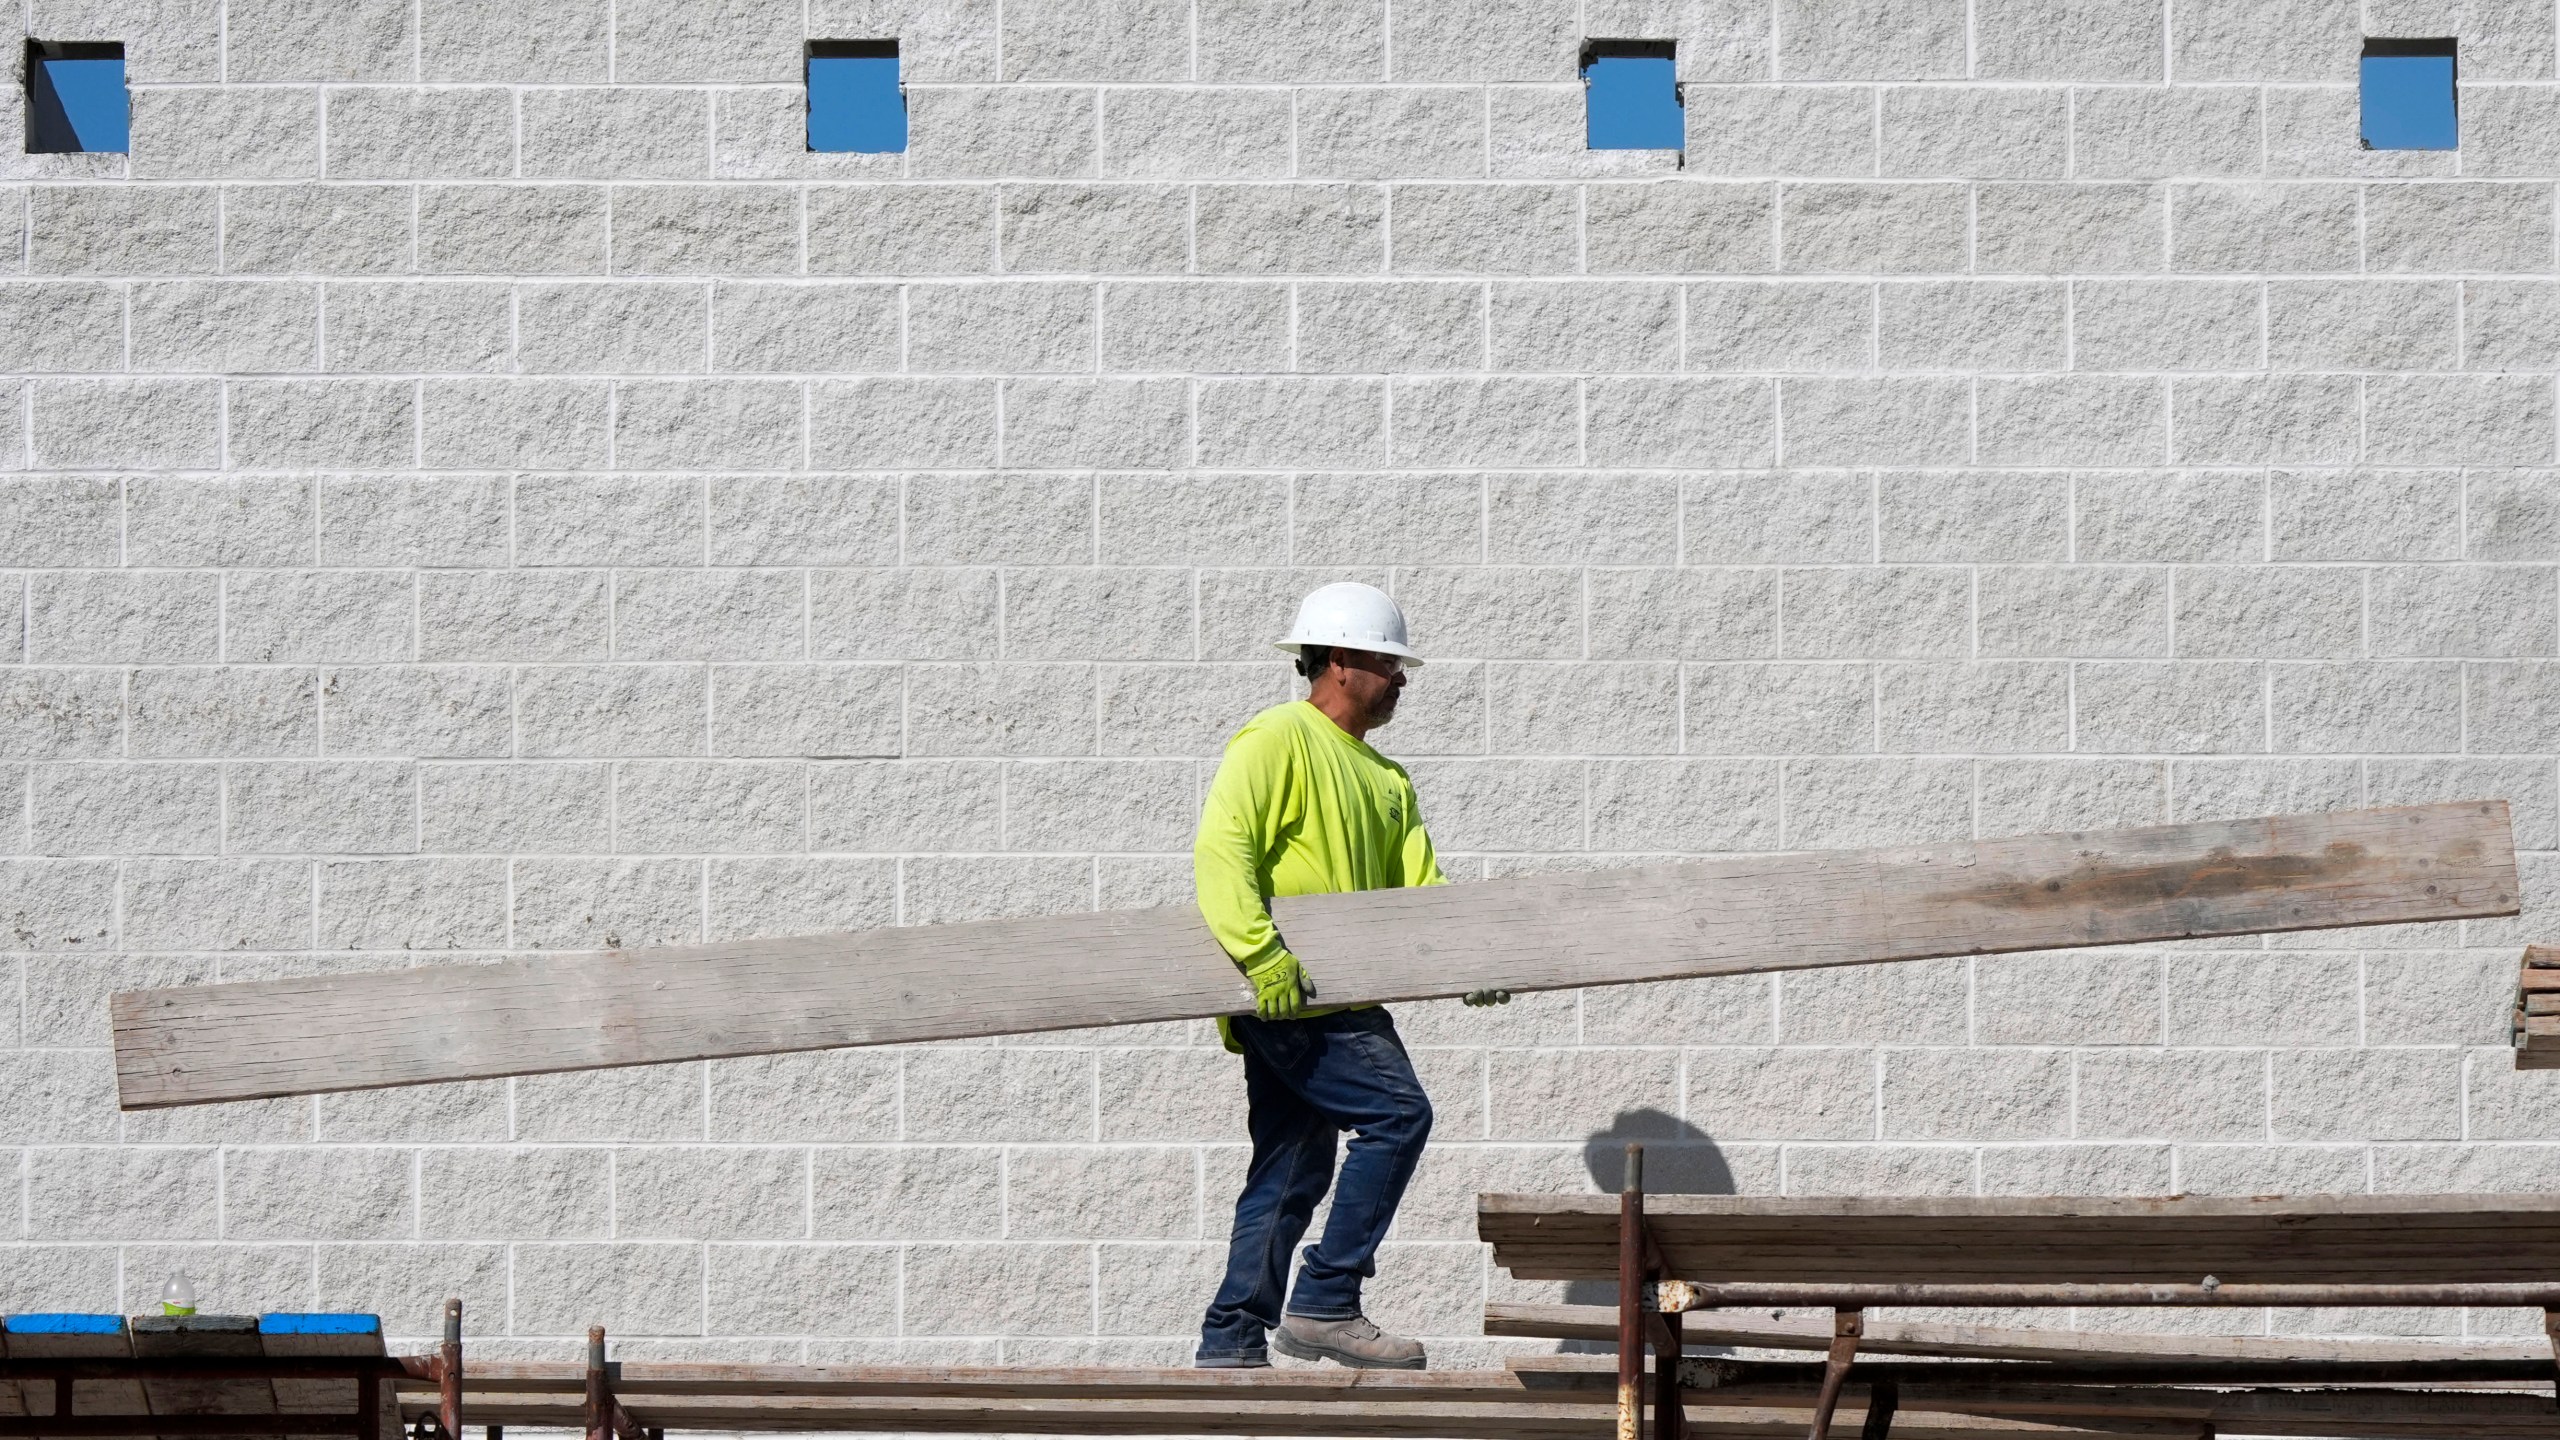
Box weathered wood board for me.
[1479,1192,2560,1285]
[113,801,2516,1110]
[0,1315,150,1437]
[2515,944,2560,1068]
[131,1315,276,1440]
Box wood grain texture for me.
[112,801,2517,1110]
[1478,1192,2560,1284]
[1478,1302,2551,1364]
[2518,945,2560,1068]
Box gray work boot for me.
[1271,1313,1426,1370]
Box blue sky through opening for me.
[2361,51,2456,149]
[1585,52,1681,150]
[30,53,128,152]
[808,51,905,152]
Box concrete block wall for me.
[6,0,2560,1362]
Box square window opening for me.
[2361,36,2457,151]
[808,39,905,153]
[1582,38,1682,151]
[26,40,128,154]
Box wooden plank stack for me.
[111,801,2518,1110]
[2518,944,2560,1068]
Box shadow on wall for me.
[1559,1108,1734,1326]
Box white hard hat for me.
[1275,582,1423,667]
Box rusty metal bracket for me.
[1858,1376,1897,1440]
[439,1297,464,1440]
[1805,1309,1864,1440]
[581,1327,644,1440]
[2544,1307,2560,1407]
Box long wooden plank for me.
[1480,1302,2552,1364]
[112,801,2516,1109]
[2,1317,148,1439]
[1478,1192,2560,1283]
[130,1317,274,1440]
[258,1316,391,1440]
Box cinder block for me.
[325,668,513,759]
[614,379,805,470]
[905,1242,1094,1336]
[324,281,510,373]
[31,378,220,469]
[2169,375,2358,465]
[2267,279,2456,370]
[2464,280,2560,369]
[1003,379,1187,469]
[2068,661,2252,753]
[1096,663,1290,756]
[522,88,709,178]
[1877,471,2067,562]
[711,664,902,757]
[227,379,416,469]
[221,184,411,274]
[2368,564,2552,658]
[1007,1146,1197,1239]
[2075,1049,2262,1139]
[417,1147,610,1239]
[0,282,124,372]
[17,946,204,1035]
[809,568,1000,659]
[2370,755,2559,848]
[710,477,898,566]
[1778,378,1969,466]
[1975,0,2163,80]
[1389,0,1575,79]
[1980,1145,2174,1196]
[0,667,124,759]
[2264,84,2453,180]
[1972,940,2163,1043]
[2167,183,2358,272]
[518,282,710,373]
[2469,470,2560,560]
[1881,1049,2069,1141]
[315,858,506,951]
[1196,378,1387,467]
[905,1047,1094,1142]
[2179,1145,2365,1195]
[2167,0,2356,80]
[1295,281,1481,372]
[2072,87,2259,179]
[808,187,996,274]
[704,857,892,941]
[1195,184,1385,273]
[1482,1049,1673,1140]
[1489,282,1677,372]
[418,570,609,662]
[614,760,806,853]
[2361,951,2516,1046]
[2270,1049,2459,1141]
[1486,474,1678,566]
[30,185,217,275]
[1779,1144,1975,1196]
[2072,279,2257,369]
[0,1049,122,1144]
[2462,85,2560,178]
[418,184,608,273]
[130,667,317,757]
[1197,0,1382,79]
[27,572,219,664]
[616,1146,806,1239]
[1393,566,1583,659]
[225,760,417,854]
[421,0,607,79]
[1684,281,1868,371]
[1391,184,1579,274]
[1098,282,1287,373]
[1779,566,1969,658]
[223,1146,411,1240]
[1776,0,1966,78]
[1880,87,2068,179]
[809,379,1000,468]
[1777,757,1972,847]
[418,762,611,851]
[1389,378,1579,466]
[2078,470,2263,562]
[1294,87,1486,180]
[813,1146,1001,1237]
[905,663,1097,756]
[706,1245,899,1336]
[1685,87,1875,178]
[128,86,319,180]
[1783,184,1970,272]
[615,570,804,662]
[323,88,511,179]
[1101,88,1290,180]
[127,475,314,567]
[2368,375,2555,466]
[1590,569,1777,660]
[25,1147,220,1239]
[1879,281,2065,371]
[1397,757,1583,850]
[515,664,707,756]
[29,763,221,855]
[1873,662,2069,752]
[1685,1048,1874,1140]
[1586,182,1774,274]
[2168,758,2357,826]
[1000,184,1187,274]
[612,0,798,81]
[712,284,897,373]
[2267,662,2461,753]
[2171,565,2363,659]
[1001,0,1188,78]
[909,281,1094,372]
[33,0,224,82]
[1001,568,1195,661]
[519,475,704,567]
[226,0,413,80]
[418,380,612,469]
[512,858,706,952]
[713,1049,898,1142]
[119,858,310,951]
[2466,1045,2560,1139]
[1291,473,1481,565]
[131,280,319,372]
[1684,662,1873,754]
[511,1242,706,1335]
[2373,1143,2560,1194]
[1486,663,1678,754]
[908,87,1098,179]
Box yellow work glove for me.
[1463,989,1512,1007]
[1244,953,1313,1020]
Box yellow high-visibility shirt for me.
[1194,700,1446,1052]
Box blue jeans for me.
[1196,1007,1434,1363]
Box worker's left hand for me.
[1246,954,1311,1020]
[1462,989,1512,1007]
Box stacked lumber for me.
[0,1314,149,1430]
[2518,944,2560,1068]
[111,802,2516,1109]
[1475,1192,2560,1284]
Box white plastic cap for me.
[1274,581,1423,667]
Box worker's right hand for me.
[1245,953,1310,1021]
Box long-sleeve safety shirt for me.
[1193,699,1445,1053]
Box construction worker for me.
[1192,581,1510,1371]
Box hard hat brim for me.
[1274,639,1424,667]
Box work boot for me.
[1271,1313,1426,1370]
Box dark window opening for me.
[2361,36,2457,150]
[27,40,128,154]
[1581,39,1681,151]
[808,39,905,154]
